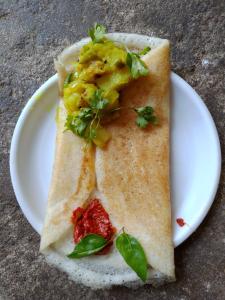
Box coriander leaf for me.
[138,46,151,56]
[135,106,153,115]
[65,108,94,137]
[64,73,73,87]
[126,52,149,79]
[67,234,108,258]
[134,106,158,128]
[116,232,148,282]
[97,98,108,110]
[78,108,94,121]
[65,114,87,137]
[90,90,109,110]
[88,23,106,43]
[136,116,149,128]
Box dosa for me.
[40,33,175,288]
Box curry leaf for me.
[116,232,148,282]
[88,23,106,43]
[67,234,108,258]
[134,106,158,128]
[126,52,149,79]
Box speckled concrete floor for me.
[0,0,225,299]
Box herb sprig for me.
[135,106,158,128]
[90,89,109,110]
[112,105,158,129]
[65,89,109,144]
[66,100,158,145]
[65,108,94,139]
[126,52,149,79]
[88,23,106,43]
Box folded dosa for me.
[40,33,175,288]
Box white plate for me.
[10,72,221,247]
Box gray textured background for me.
[0,0,225,299]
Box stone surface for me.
[0,0,225,299]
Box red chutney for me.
[71,199,115,253]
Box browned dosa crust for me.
[96,41,174,277]
[40,103,95,250]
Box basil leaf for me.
[138,46,151,56]
[134,106,158,128]
[116,232,148,282]
[67,234,108,258]
[126,52,149,79]
[88,23,106,43]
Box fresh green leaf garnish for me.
[134,106,158,128]
[138,46,151,56]
[88,23,106,43]
[65,108,94,138]
[126,52,149,79]
[64,73,73,87]
[90,90,109,110]
[116,231,148,282]
[65,89,110,144]
[67,234,108,258]
[136,115,149,128]
[63,30,155,147]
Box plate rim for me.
[10,72,221,247]
[171,72,221,246]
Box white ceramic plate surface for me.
[10,72,221,247]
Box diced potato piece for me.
[64,93,81,112]
[103,90,119,109]
[79,42,98,63]
[81,84,97,102]
[79,40,126,68]
[97,68,131,91]
[104,47,127,69]
[64,82,97,107]
[63,38,134,148]
[79,61,105,82]
[93,126,111,148]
